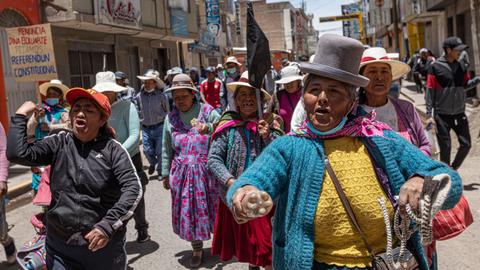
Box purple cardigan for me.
[390,98,431,156]
[359,99,432,207]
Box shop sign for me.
[206,0,221,38]
[201,30,217,46]
[95,0,142,29]
[6,23,58,82]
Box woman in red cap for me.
[7,88,142,270]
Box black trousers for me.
[131,153,149,231]
[46,232,126,270]
[434,113,471,170]
[413,73,424,92]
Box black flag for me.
[246,1,272,90]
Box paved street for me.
[0,174,245,270]
[1,0,480,268]
[2,150,480,269]
[1,87,479,269]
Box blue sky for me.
[267,0,357,36]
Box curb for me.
[6,179,31,200]
[399,88,428,119]
[399,89,416,103]
[6,191,33,212]
[3,179,33,212]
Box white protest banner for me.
[6,23,58,82]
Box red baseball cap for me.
[66,88,111,118]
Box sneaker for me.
[136,229,150,243]
[3,238,16,265]
[148,165,155,175]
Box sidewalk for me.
[5,164,32,201]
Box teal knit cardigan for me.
[226,130,462,270]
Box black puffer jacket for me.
[7,115,142,245]
[426,56,469,116]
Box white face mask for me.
[227,68,237,75]
[144,87,155,93]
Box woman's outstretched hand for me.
[231,185,273,224]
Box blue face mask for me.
[45,98,60,106]
[307,116,348,136]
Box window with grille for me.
[68,50,116,88]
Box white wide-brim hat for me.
[39,79,69,97]
[93,71,128,92]
[225,56,242,66]
[227,71,271,102]
[137,69,165,89]
[359,47,411,81]
[275,65,304,84]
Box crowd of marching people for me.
[0,33,477,270]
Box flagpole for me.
[246,0,269,120]
[256,87,263,119]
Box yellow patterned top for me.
[314,137,394,268]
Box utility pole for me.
[391,0,400,54]
[470,0,480,98]
[318,13,365,44]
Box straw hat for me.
[275,65,304,85]
[137,69,165,89]
[300,34,369,87]
[92,71,128,93]
[39,79,69,97]
[359,47,411,80]
[165,74,199,93]
[227,71,271,102]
